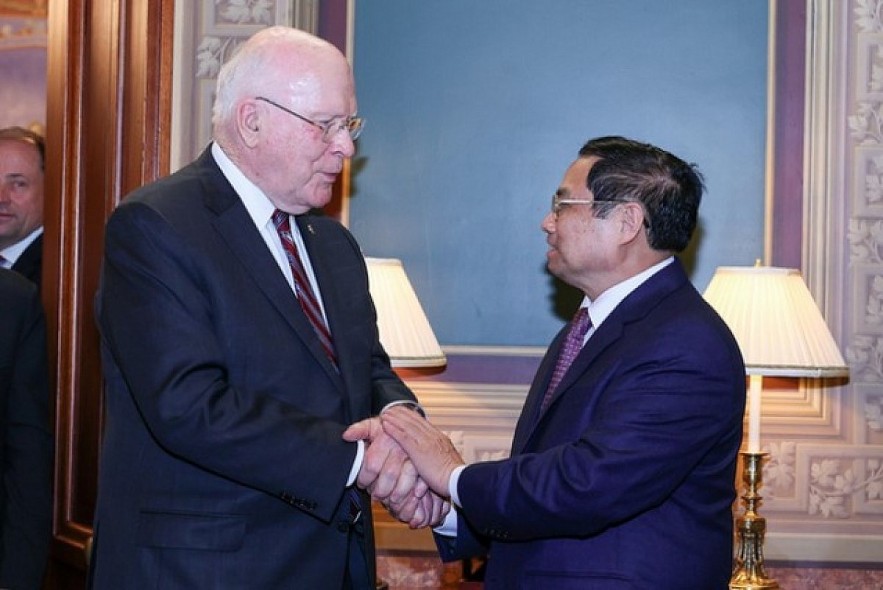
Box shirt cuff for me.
[433,504,459,537]
[433,466,466,537]
[346,439,365,487]
[380,399,426,417]
[448,464,466,507]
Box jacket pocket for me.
[136,510,246,551]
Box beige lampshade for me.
[703,266,848,378]
[365,257,446,368]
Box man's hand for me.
[380,406,465,498]
[344,417,451,528]
[384,484,451,529]
[343,417,418,498]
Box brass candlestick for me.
[729,452,779,589]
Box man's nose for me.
[329,130,356,158]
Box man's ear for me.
[238,100,262,147]
[618,202,647,242]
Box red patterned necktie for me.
[272,210,337,366]
[541,307,591,411]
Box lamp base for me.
[729,452,779,590]
[730,578,779,589]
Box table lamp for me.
[703,264,849,590]
[365,257,446,368]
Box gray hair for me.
[211,27,327,136]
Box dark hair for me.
[0,126,46,171]
[578,135,703,253]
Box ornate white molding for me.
[804,0,850,322]
[845,0,883,386]
[766,532,883,562]
[170,0,319,171]
[756,0,883,562]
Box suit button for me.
[337,521,350,533]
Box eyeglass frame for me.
[255,96,364,142]
[550,194,650,228]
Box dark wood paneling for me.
[43,0,174,583]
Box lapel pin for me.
[307,224,315,235]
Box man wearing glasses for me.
[91,27,446,590]
[360,136,746,589]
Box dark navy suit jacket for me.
[0,269,52,590]
[90,148,414,589]
[10,233,42,291]
[439,260,745,590]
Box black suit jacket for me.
[0,269,53,590]
[91,148,414,589]
[10,233,42,291]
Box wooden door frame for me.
[43,0,174,577]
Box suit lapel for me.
[511,319,622,453]
[196,150,343,388]
[511,326,567,450]
[11,233,42,286]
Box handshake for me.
[343,406,464,529]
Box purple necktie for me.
[272,210,337,366]
[0,254,9,269]
[541,307,591,411]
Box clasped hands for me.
[342,406,464,529]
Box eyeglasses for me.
[550,194,651,228]
[255,96,364,142]
[550,195,604,216]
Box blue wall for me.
[350,0,768,347]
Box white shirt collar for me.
[0,226,43,266]
[582,257,674,329]
[210,143,326,314]
[211,142,276,228]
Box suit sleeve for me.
[433,510,489,562]
[0,285,53,589]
